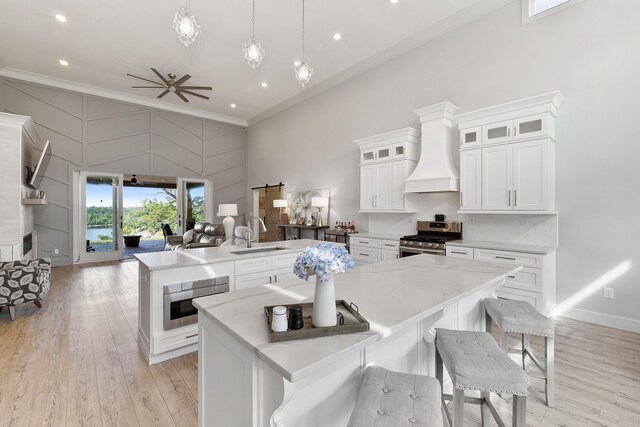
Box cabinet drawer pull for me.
[358,241,369,244]
[495,256,516,261]
[507,275,517,279]
[508,190,511,206]
[451,251,468,255]
[384,243,395,247]
[359,253,369,257]
[460,192,463,207]
[269,276,272,284]
[186,333,198,339]
[514,190,517,207]
[274,274,278,283]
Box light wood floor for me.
[0,261,638,426]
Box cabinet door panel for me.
[376,163,393,209]
[460,149,482,210]
[460,126,482,149]
[482,145,513,210]
[483,120,513,144]
[382,249,399,261]
[515,114,548,140]
[360,166,376,210]
[235,271,272,290]
[513,140,548,210]
[392,162,407,209]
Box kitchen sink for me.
[229,246,287,255]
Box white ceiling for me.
[0,0,509,125]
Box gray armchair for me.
[165,222,225,250]
[0,258,51,321]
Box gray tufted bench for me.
[435,328,528,427]
[347,366,443,427]
[484,297,556,407]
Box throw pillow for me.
[183,229,195,244]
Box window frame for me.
[521,0,583,25]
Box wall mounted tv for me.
[27,140,51,189]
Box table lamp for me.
[273,199,288,224]
[217,203,238,243]
[311,197,328,227]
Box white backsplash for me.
[367,192,558,247]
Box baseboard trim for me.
[555,305,640,334]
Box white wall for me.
[248,0,640,329]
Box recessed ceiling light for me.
[390,0,399,3]
[230,103,237,108]
[333,33,342,41]
[59,59,69,66]
[55,14,67,22]
[294,60,301,67]
[261,82,268,88]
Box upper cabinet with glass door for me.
[358,127,420,164]
[457,92,563,151]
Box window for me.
[522,0,581,25]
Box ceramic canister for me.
[271,306,288,332]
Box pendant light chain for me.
[252,0,256,36]
[301,0,305,59]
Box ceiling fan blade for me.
[126,74,164,85]
[175,91,189,103]
[174,74,192,86]
[179,86,212,90]
[151,68,170,85]
[180,89,210,100]
[132,86,167,88]
[157,89,170,98]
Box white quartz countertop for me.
[193,255,521,383]
[351,232,402,241]
[134,239,324,270]
[447,239,556,255]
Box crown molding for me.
[247,0,513,126]
[0,67,247,128]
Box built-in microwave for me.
[163,277,229,330]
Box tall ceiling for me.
[0,0,508,124]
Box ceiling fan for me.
[126,68,212,102]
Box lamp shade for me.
[311,197,328,207]
[273,199,288,208]
[217,203,238,216]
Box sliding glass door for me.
[176,178,213,234]
[79,172,123,262]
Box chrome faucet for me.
[246,217,267,248]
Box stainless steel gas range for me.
[399,221,463,257]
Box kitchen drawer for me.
[272,253,299,270]
[446,246,474,259]
[235,257,272,275]
[474,248,542,268]
[272,267,304,285]
[380,240,399,250]
[351,247,381,263]
[495,288,542,312]
[153,324,198,354]
[350,237,382,248]
[235,271,272,290]
[504,266,541,292]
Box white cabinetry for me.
[459,149,482,210]
[0,242,23,262]
[456,92,563,214]
[356,128,419,213]
[234,252,303,290]
[447,244,555,315]
[350,236,398,265]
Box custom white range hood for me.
[405,101,460,193]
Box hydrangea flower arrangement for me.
[293,242,354,283]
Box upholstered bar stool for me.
[484,298,555,407]
[435,328,528,427]
[347,366,443,427]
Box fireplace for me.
[23,233,33,257]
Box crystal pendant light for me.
[295,0,313,87]
[243,0,265,69]
[174,1,201,46]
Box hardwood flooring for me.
[0,260,638,426]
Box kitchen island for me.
[193,254,522,427]
[135,239,324,364]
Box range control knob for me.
[427,243,434,248]
[407,241,413,246]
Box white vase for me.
[313,272,337,327]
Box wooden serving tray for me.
[264,300,370,343]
